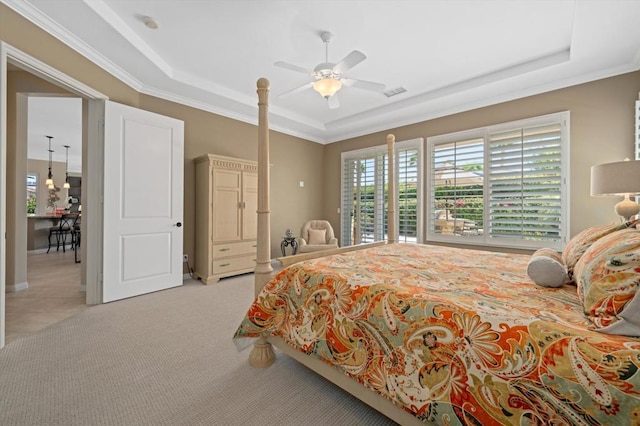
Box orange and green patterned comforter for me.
[234,243,640,425]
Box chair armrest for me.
[329,237,338,246]
[298,237,308,246]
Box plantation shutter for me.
[342,138,422,247]
[488,123,563,244]
[341,155,386,245]
[397,147,419,243]
[431,138,484,235]
[342,159,356,246]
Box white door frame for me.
[0,41,109,348]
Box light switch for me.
[337,207,341,214]
[299,181,304,187]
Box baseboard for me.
[6,281,28,292]
[28,244,74,255]
[183,273,195,281]
[28,248,49,254]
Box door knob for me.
[175,222,182,227]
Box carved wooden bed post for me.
[387,134,397,244]
[249,77,275,368]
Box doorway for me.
[1,42,108,348]
[4,96,85,345]
[1,42,185,349]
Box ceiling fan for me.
[275,32,386,109]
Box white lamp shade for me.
[313,78,342,98]
[591,159,640,220]
[45,178,53,186]
[591,160,640,196]
[63,182,71,189]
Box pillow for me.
[562,219,638,283]
[527,248,568,288]
[574,228,640,336]
[308,228,327,245]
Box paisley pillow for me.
[527,248,568,288]
[574,228,640,336]
[563,219,638,283]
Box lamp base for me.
[615,196,640,221]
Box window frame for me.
[341,138,424,246]
[426,111,570,250]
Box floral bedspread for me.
[233,244,640,425]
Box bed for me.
[233,78,640,425]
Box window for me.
[427,112,569,250]
[341,138,423,246]
[27,174,37,214]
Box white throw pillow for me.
[527,248,568,288]
[308,228,326,245]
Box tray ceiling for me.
[4,0,640,144]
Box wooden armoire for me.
[194,154,257,284]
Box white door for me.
[102,101,184,302]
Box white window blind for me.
[342,139,423,247]
[431,138,484,237]
[635,100,640,160]
[342,155,386,245]
[488,123,563,243]
[397,147,420,243]
[427,113,568,250]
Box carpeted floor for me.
[0,274,396,426]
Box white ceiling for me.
[4,0,640,144]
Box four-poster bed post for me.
[387,133,397,244]
[248,78,275,368]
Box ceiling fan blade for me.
[274,61,315,75]
[333,50,366,74]
[278,82,313,98]
[327,94,340,109]
[342,78,386,93]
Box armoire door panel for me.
[242,171,258,240]
[212,188,241,241]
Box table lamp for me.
[591,158,640,221]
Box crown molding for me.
[1,0,144,92]
[323,61,640,144]
[4,0,640,147]
[139,84,326,143]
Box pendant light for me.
[63,145,71,189]
[45,135,55,189]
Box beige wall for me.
[138,94,325,259]
[324,71,640,243]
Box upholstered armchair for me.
[298,220,339,253]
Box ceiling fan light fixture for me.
[313,78,342,98]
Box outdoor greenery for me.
[433,184,484,226]
[27,195,37,214]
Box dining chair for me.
[47,213,80,253]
